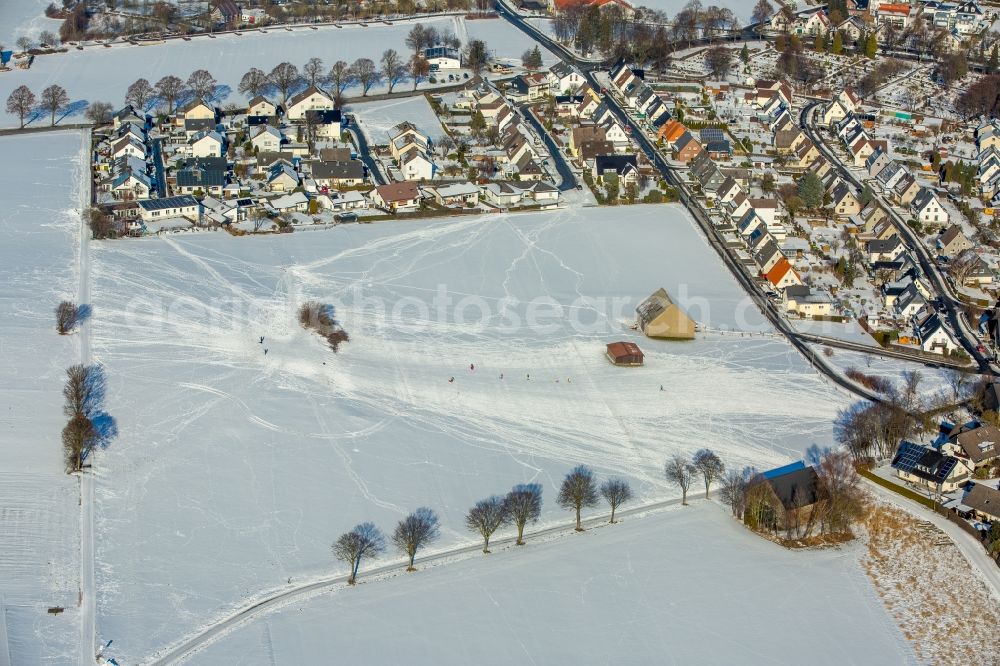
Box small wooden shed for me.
[606,341,644,366]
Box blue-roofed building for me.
[0,50,12,68]
[760,460,806,480]
[891,441,969,492]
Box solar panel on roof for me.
[891,441,925,472]
[700,128,724,143]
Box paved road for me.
[795,330,973,370]
[151,137,167,197]
[144,493,706,665]
[344,121,386,186]
[518,103,577,191]
[799,101,997,377]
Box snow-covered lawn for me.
[0,0,61,46]
[349,95,450,144]
[190,501,913,665]
[88,205,850,661]
[0,131,87,663]
[0,17,537,129]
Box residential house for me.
[310,160,366,190]
[548,61,585,93]
[917,312,959,354]
[891,441,968,492]
[961,483,1000,522]
[371,181,421,211]
[285,86,335,122]
[944,422,1000,471]
[247,96,278,124]
[267,162,299,192]
[426,182,480,207]
[569,125,607,157]
[783,285,833,318]
[867,236,905,263]
[250,125,283,153]
[177,99,215,127]
[912,188,949,225]
[400,148,435,181]
[190,130,224,158]
[765,258,802,290]
[111,169,152,201]
[481,182,524,208]
[831,183,861,218]
[306,109,342,140]
[937,224,973,257]
[137,195,201,223]
[175,164,226,197]
[673,132,704,163]
[592,155,639,187]
[745,461,822,536]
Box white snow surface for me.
[0,17,538,128]
[0,131,86,663]
[0,0,62,47]
[348,95,450,144]
[192,502,915,665]
[88,204,853,661]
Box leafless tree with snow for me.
[558,465,599,531]
[504,484,542,545]
[692,449,725,499]
[599,478,633,523]
[392,507,439,571]
[465,495,508,553]
[664,454,696,505]
[333,522,385,584]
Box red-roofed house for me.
[766,258,802,290]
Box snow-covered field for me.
[0,0,61,47]
[0,16,542,128]
[192,502,914,665]
[87,204,852,661]
[0,131,87,663]
[349,95,449,144]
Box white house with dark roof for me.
[912,188,949,225]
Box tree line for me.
[331,448,739,584]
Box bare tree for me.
[719,468,750,518]
[464,39,489,76]
[63,364,105,419]
[40,84,69,126]
[946,368,969,402]
[269,62,301,107]
[504,484,542,545]
[239,68,267,100]
[816,449,865,534]
[409,55,430,91]
[392,507,439,571]
[6,85,36,128]
[155,75,185,114]
[599,478,633,523]
[187,69,217,101]
[558,465,599,531]
[465,495,508,553]
[351,58,379,97]
[56,301,80,334]
[85,101,113,125]
[405,23,427,55]
[303,57,325,87]
[664,454,696,505]
[126,78,154,112]
[380,49,407,94]
[63,413,97,473]
[39,30,58,46]
[751,0,774,35]
[333,522,385,584]
[327,60,353,98]
[692,449,724,499]
[16,36,32,53]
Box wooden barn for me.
[636,288,696,340]
[606,341,644,366]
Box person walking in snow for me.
[470,363,475,371]
[449,377,454,383]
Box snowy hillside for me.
[189,502,915,665]
[87,205,851,661]
[0,131,87,663]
